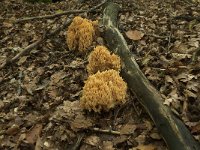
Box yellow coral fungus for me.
[80,70,127,112]
[87,46,121,75]
[66,16,97,53]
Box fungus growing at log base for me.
[87,45,121,75]
[80,70,127,112]
[66,16,97,53]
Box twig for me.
[15,10,88,23]
[15,0,107,23]
[91,127,121,135]
[3,8,133,23]
[0,35,44,71]
[71,133,85,150]
[0,0,107,70]
[146,33,168,39]
[174,15,200,22]
[17,71,23,96]
[0,19,69,70]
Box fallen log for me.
[102,2,200,150]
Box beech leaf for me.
[126,30,144,40]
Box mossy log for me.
[102,2,200,150]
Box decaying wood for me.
[102,2,200,150]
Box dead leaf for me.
[144,120,153,131]
[135,135,146,145]
[119,124,137,135]
[63,100,82,117]
[68,58,85,68]
[186,81,199,92]
[172,53,192,60]
[84,135,101,146]
[142,55,153,65]
[113,135,128,146]
[70,114,93,131]
[43,141,51,148]
[150,132,161,140]
[3,21,13,28]
[47,86,59,99]
[102,141,115,150]
[133,144,157,150]
[23,76,38,95]
[184,89,197,98]
[191,123,200,133]
[6,124,20,135]
[35,136,42,150]
[26,124,43,144]
[50,71,66,85]
[18,56,28,65]
[176,73,196,82]
[165,75,173,83]
[163,98,173,106]
[126,30,144,41]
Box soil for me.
[0,0,200,149]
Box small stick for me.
[71,133,85,150]
[15,0,107,23]
[91,127,121,135]
[174,15,200,22]
[15,10,90,23]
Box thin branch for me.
[12,37,44,63]
[71,133,85,150]
[91,127,121,135]
[15,10,87,23]
[174,15,200,22]
[15,0,107,23]
[146,33,168,39]
[0,18,70,70]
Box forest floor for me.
[0,0,200,149]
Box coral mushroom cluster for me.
[80,70,127,112]
[87,46,121,75]
[66,16,127,112]
[66,16,97,53]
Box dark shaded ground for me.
[0,0,200,149]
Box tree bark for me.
[102,2,200,150]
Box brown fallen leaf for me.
[184,89,197,98]
[3,20,13,28]
[119,124,137,135]
[113,135,128,146]
[17,56,28,65]
[191,123,200,134]
[26,124,43,144]
[6,124,20,135]
[150,132,162,140]
[50,71,67,85]
[70,114,93,131]
[35,136,42,150]
[84,135,101,146]
[102,141,115,150]
[126,30,144,41]
[131,144,157,150]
